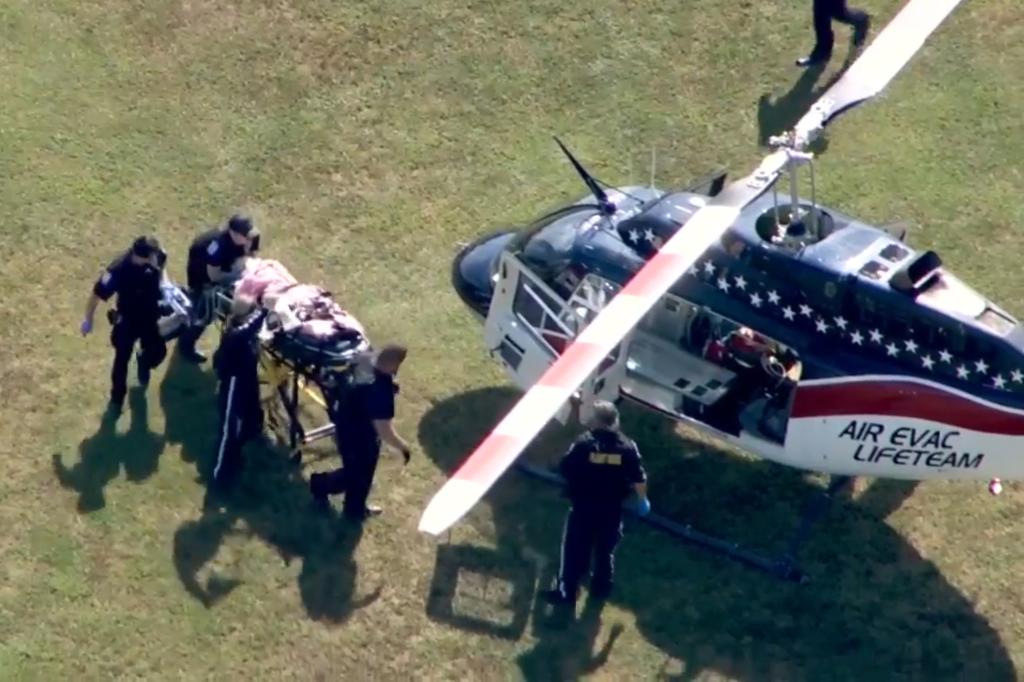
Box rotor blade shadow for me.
[757,49,857,155]
[418,386,1015,681]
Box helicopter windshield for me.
[506,205,594,279]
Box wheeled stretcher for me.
[156,258,372,459]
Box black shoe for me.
[309,475,332,512]
[136,352,150,387]
[853,16,870,47]
[795,53,829,68]
[543,589,575,606]
[178,344,207,363]
[107,397,124,415]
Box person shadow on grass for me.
[163,349,381,622]
[52,386,166,513]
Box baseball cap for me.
[227,214,255,236]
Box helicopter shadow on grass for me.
[756,47,860,155]
[52,386,166,513]
[418,386,1015,681]
[159,349,382,623]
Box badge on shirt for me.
[207,240,219,255]
[100,270,113,285]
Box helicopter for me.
[419,0,1014,577]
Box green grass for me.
[2,0,1024,679]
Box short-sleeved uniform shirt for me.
[186,228,258,289]
[93,249,166,323]
[559,428,646,509]
[331,369,397,453]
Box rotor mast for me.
[766,131,818,245]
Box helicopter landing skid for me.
[514,461,852,584]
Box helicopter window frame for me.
[511,271,577,354]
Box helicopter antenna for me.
[649,146,656,189]
[554,136,616,215]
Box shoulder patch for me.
[100,270,113,285]
[206,240,219,255]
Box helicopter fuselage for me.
[452,184,1024,481]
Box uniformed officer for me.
[211,294,268,487]
[82,236,169,411]
[544,401,650,606]
[177,214,261,363]
[310,344,412,521]
[796,0,870,68]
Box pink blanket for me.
[235,258,366,341]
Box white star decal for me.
[644,228,655,243]
[886,342,899,357]
[628,229,639,243]
[750,292,763,308]
[956,364,970,379]
[975,358,989,374]
[850,330,864,345]
[921,354,934,370]
[815,318,829,334]
[767,290,780,305]
[938,349,952,363]
[904,339,918,354]
[716,277,730,292]
[734,275,747,290]
[869,329,883,344]
[703,261,715,275]
[782,306,795,321]
[834,316,848,330]
[993,374,1007,389]
[1012,369,1024,384]
[799,304,813,317]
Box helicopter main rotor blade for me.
[417,150,790,537]
[792,0,965,149]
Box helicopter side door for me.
[483,252,628,425]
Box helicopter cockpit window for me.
[510,208,589,285]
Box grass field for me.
[2,0,1024,679]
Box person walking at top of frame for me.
[177,214,261,363]
[310,344,413,521]
[81,236,169,412]
[796,0,871,68]
[544,400,650,608]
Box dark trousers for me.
[812,0,868,58]
[178,285,211,354]
[213,374,263,484]
[110,318,166,403]
[310,441,381,516]
[556,505,624,601]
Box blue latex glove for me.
[80,318,92,336]
[636,497,651,517]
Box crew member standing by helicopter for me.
[545,401,650,607]
[796,0,870,68]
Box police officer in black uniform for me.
[544,401,650,606]
[177,214,261,363]
[310,344,412,521]
[211,294,268,487]
[82,236,169,411]
[796,0,870,67]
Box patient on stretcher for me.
[233,257,367,346]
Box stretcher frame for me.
[208,284,365,463]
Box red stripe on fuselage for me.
[792,380,1024,436]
